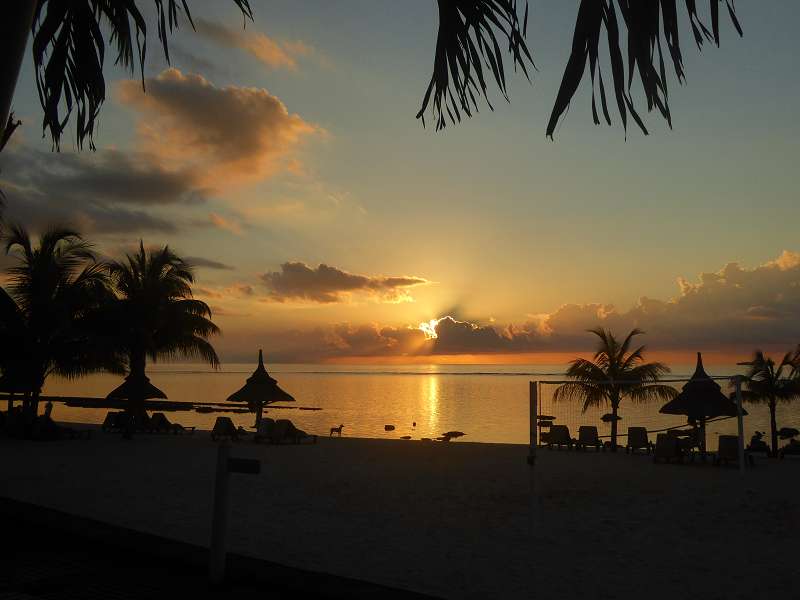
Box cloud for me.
[261,262,430,304]
[117,68,320,188]
[194,19,317,71]
[221,250,800,362]
[1,179,178,235]
[207,212,245,236]
[532,250,800,351]
[185,256,235,271]
[1,144,205,207]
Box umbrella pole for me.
[702,417,707,459]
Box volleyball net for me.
[530,377,746,448]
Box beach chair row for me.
[653,432,755,467]
[542,425,653,453]
[210,416,317,445]
[102,411,195,435]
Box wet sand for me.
[0,429,797,599]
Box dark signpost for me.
[209,442,260,584]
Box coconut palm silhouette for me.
[737,349,800,456]
[104,242,219,420]
[553,327,676,451]
[0,225,123,420]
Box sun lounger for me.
[254,417,275,442]
[545,425,574,450]
[263,419,317,445]
[654,433,689,464]
[714,435,754,467]
[102,411,124,432]
[211,416,241,441]
[576,426,602,451]
[625,427,652,454]
[150,412,195,435]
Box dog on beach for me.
[330,424,345,437]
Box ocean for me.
[41,363,799,445]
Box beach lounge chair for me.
[150,412,196,435]
[653,434,684,464]
[545,425,574,450]
[576,426,602,451]
[669,428,700,460]
[211,417,241,441]
[626,427,652,454]
[254,417,275,443]
[714,435,754,467]
[101,412,123,432]
[269,419,317,445]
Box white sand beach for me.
[1,430,797,599]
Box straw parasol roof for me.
[660,352,745,421]
[227,350,294,408]
[106,373,168,401]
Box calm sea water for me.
[42,363,800,445]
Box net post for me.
[734,377,746,473]
[528,380,537,465]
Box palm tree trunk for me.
[124,350,148,439]
[610,401,619,452]
[0,1,37,142]
[769,398,778,457]
[255,403,263,430]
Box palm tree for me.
[737,349,800,456]
[553,327,676,451]
[1,1,742,150]
[1,225,123,419]
[105,242,219,418]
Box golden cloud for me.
[118,69,320,189]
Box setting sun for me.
[419,318,440,340]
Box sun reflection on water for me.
[426,374,440,433]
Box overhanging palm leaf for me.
[27,0,743,150]
[31,0,253,149]
[546,0,743,138]
[417,0,533,130]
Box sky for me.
[2,1,799,364]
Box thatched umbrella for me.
[660,352,745,453]
[106,373,168,405]
[227,350,294,429]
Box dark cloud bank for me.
[225,252,800,362]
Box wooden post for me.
[528,381,537,465]
[209,441,231,584]
[734,377,746,473]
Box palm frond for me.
[31,0,253,149]
[552,381,607,412]
[546,0,742,138]
[417,0,533,130]
[626,383,677,404]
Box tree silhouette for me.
[738,349,800,456]
[0,225,124,419]
[553,327,676,451]
[104,242,219,417]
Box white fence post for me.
[528,381,537,465]
[734,377,746,473]
[209,441,231,584]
